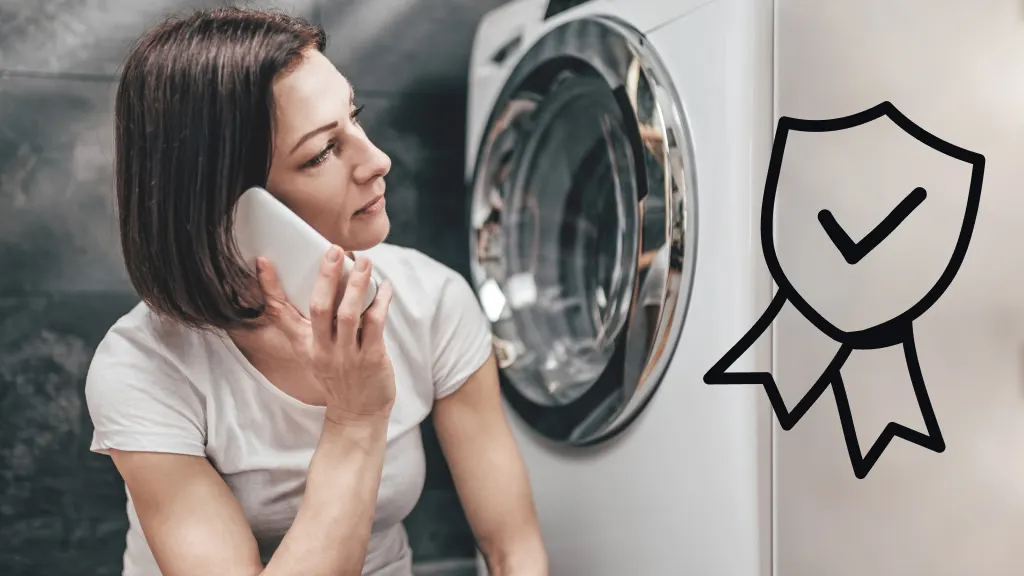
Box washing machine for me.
[464,0,774,574]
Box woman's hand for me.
[256,245,396,426]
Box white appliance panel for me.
[774,1,1024,575]
[501,1,771,574]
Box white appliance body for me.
[466,0,774,574]
[468,0,1024,569]
[773,1,1024,575]
[469,0,1024,575]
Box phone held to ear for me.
[231,186,379,318]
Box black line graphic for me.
[704,101,985,479]
[818,186,928,265]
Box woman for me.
[84,7,548,576]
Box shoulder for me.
[88,301,208,382]
[361,243,465,292]
[85,302,210,456]
[360,243,475,317]
[362,245,494,400]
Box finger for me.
[359,279,393,353]
[256,258,293,315]
[309,245,346,345]
[335,257,372,349]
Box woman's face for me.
[265,50,392,252]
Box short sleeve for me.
[430,270,495,400]
[85,331,207,458]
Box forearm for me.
[263,417,389,576]
[479,531,549,576]
[432,354,549,576]
[462,451,548,576]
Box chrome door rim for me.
[467,15,698,446]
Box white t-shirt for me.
[84,244,494,576]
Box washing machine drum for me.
[468,16,697,446]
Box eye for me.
[303,141,335,169]
[300,105,365,170]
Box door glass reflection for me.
[493,77,640,406]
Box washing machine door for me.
[468,15,697,446]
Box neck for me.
[228,324,327,407]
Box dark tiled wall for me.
[0,0,508,573]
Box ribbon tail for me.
[703,291,785,386]
[705,291,851,432]
[830,326,946,480]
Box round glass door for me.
[469,16,697,445]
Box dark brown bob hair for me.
[114,7,326,331]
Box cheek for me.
[267,158,354,241]
[303,164,354,238]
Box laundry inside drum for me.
[497,79,640,407]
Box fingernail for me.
[326,246,342,263]
[356,258,368,272]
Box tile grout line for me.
[0,68,463,98]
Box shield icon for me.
[705,101,985,479]
[763,101,985,348]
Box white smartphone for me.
[231,186,379,319]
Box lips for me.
[354,194,384,216]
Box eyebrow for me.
[290,121,338,154]
[288,78,356,155]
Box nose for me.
[352,135,392,185]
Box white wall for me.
[774,1,1024,575]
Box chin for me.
[343,212,391,251]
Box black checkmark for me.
[817,186,927,265]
